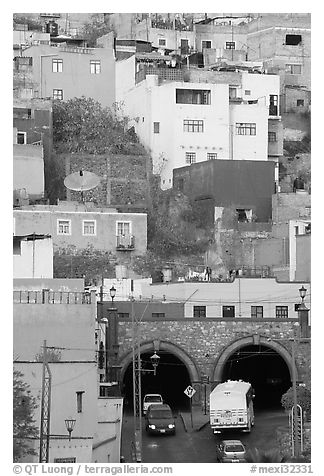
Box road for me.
[121,408,288,463]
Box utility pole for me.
[132,285,142,462]
[39,340,52,463]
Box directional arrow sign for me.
[184,385,196,398]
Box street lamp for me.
[64,417,76,441]
[110,285,116,303]
[150,352,160,376]
[298,286,310,338]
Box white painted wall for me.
[122,77,271,189]
[139,278,311,319]
[13,237,53,278]
[93,397,123,463]
[288,219,311,282]
[15,362,98,463]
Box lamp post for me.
[298,286,310,338]
[106,286,119,385]
[64,417,76,441]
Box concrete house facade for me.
[13,234,53,279]
[13,202,147,255]
[21,36,116,108]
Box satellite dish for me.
[64,170,100,201]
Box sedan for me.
[216,439,246,463]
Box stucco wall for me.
[13,208,147,254]
[13,237,53,279]
[13,144,44,197]
[13,301,96,361]
[295,234,311,282]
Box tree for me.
[81,14,114,47]
[281,386,311,421]
[13,369,39,462]
[52,96,144,155]
[13,14,43,31]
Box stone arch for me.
[211,335,298,383]
[119,339,200,383]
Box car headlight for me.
[168,424,175,429]
[149,425,156,429]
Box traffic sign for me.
[184,385,196,398]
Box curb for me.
[179,412,188,432]
[196,420,209,432]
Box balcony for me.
[116,235,135,251]
[135,66,184,84]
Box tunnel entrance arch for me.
[211,335,297,409]
[119,340,200,411]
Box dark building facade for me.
[173,159,275,223]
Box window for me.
[285,64,302,74]
[57,219,71,235]
[285,34,302,45]
[229,87,237,99]
[236,208,252,222]
[251,306,263,318]
[90,60,101,74]
[269,95,278,116]
[180,39,189,54]
[225,41,235,49]
[194,306,206,318]
[245,90,251,96]
[268,131,277,142]
[152,312,165,318]
[13,240,21,255]
[117,221,131,236]
[176,89,211,105]
[207,153,217,160]
[118,313,130,319]
[202,40,212,49]
[13,107,32,119]
[52,58,63,73]
[17,131,27,144]
[53,89,63,100]
[183,119,204,132]
[158,38,166,46]
[185,152,196,164]
[83,220,96,236]
[236,123,256,135]
[76,391,85,413]
[54,458,76,463]
[276,306,288,318]
[222,306,235,318]
[153,122,160,133]
[297,99,305,107]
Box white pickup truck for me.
[143,394,163,415]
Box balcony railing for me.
[238,266,274,278]
[116,235,135,251]
[13,290,94,304]
[135,66,184,84]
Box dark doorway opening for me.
[122,351,192,412]
[222,344,291,409]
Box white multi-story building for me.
[117,57,281,189]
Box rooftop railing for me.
[13,290,95,304]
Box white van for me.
[143,394,163,415]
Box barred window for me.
[183,119,204,132]
[251,306,263,318]
[176,89,211,105]
[236,123,256,135]
[285,64,302,74]
[53,89,63,100]
[276,306,288,318]
[193,306,206,318]
[207,153,217,160]
[152,312,165,318]
[223,306,235,318]
[225,41,235,49]
[185,152,196,164]
[268,132,277,142]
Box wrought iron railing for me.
[13,290,94,304]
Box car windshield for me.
[145,396,162,402]
[149,410,172,419]
[225,444,245,453]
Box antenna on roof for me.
[64,169,100,202]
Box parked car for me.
[216,439,246,463]
[143,394,163,415]
[145,404,176,435]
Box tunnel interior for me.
[122,351,192,412]
[222,344,292,409]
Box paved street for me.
[121,408,288,463]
